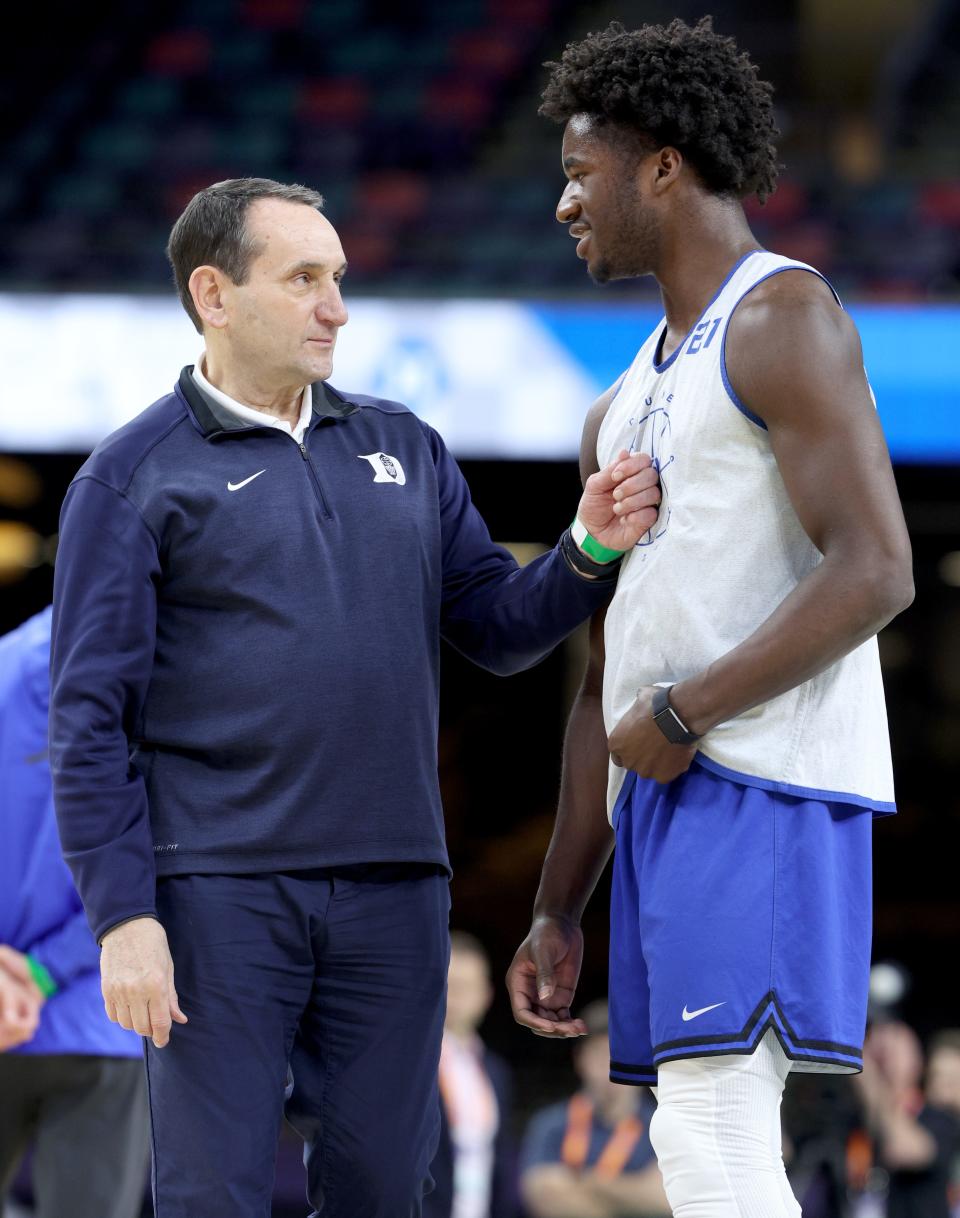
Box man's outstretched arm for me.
[429,400,659,675]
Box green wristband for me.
[570,516,625,564]
[26,954,58,998]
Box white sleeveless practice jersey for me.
[598,250,895,818]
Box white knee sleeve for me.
[648,1029,802,1218]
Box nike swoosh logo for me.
[681,1002,726,1022]
[227,470,266,492]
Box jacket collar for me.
[176,366,360,438]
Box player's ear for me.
[189,265,229,331]
[650,146,683,194]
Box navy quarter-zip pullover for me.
[50,370,617,942]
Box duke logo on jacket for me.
[358,452,406,485]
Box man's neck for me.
[654,200,761,342]
[201,351,306,426]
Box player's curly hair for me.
[540,17,779,202]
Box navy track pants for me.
[144,865,451,1217]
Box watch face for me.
[654,706,694,745]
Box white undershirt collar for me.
[193,355,313,444]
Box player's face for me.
[557,115,661,284]
[221,198,348,384]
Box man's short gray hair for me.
[166,178,325,333]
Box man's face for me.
[557,115,661,285]
[218,198,348,384]
[927,1047,960,1114]
[444,949,493,1035]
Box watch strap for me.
[651,684,701,745]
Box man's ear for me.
[189,265,230,331]
[649,146,684,195]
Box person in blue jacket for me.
[49,177,661,1218]
[0,607,148,1218]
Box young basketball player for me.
[507,19,914,1217]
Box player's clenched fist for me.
[100,916,188,1049]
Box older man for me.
[49,178,660,1218]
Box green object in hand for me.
[25,954,58,997]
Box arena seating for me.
[0,0,957,297]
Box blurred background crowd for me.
[2,0,959,1215]
[2,0,960,295]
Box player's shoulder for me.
[729,264,862,387]
[0,606,52,711]
[733,263,849,340]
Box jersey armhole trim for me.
[608,369,628,405]
[720,265,843,432]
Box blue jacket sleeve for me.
[427,425,615,676]
[49,477,161,943]
[27,901,100,989]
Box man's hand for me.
[0,944,41,993]
[507,915,587,1038]
[576,449,660,554]
[608,685,698,783]
[100,917,187,1048]
[0,963,41,1052]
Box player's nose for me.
[557,183,579,224]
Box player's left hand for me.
[576,449,660,554]
[608,685,698,783]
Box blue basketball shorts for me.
[608,762,874,1086]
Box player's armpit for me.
[580,376,626,487]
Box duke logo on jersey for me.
[624,395,674,550]
[358,452,407,485]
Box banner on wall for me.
[0,294,956,461]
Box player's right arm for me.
[50,477,186,1048]
[506,383,623,1038]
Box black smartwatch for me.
[651,685,701,745]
